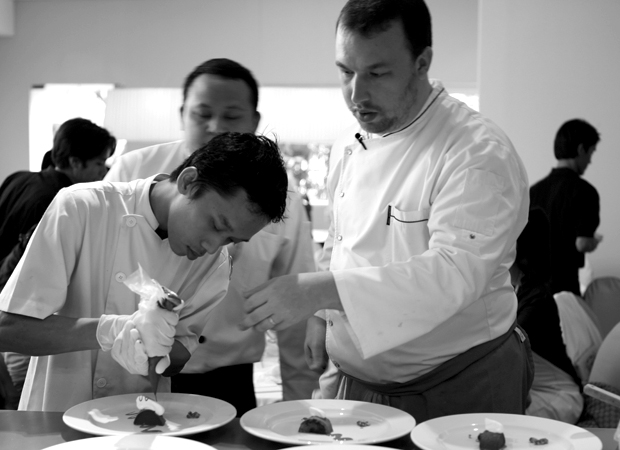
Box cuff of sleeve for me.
[96,314,116,352]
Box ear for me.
[176,166,198,195]
[415,46,433,77]
[68,156,84,170]
[251,111,261,134]
[179,104,186,131]
[576,143,586,156]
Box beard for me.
[347,78,421,135]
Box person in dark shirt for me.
[0,117,116,265]
[529,119,601,296]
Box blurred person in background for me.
[0,117,116,402]
[105,58,318,415]
[530,119,602,296]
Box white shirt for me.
[319,81,529,384]
[0,176,230,411]
[105,142,317,373]
[106,141,190,182]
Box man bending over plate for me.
[0,132,288,412]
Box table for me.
[0,411,616,450]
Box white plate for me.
[281,446,395,450]
[43,435,214,449]
[410,413,603,450]
[63,393,236,437]
[240,399,416,445]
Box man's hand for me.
[239,271,342,332]
[110,320,149,375]
[304,316,328,372]
[131,301,179,358]
[97,303,178,358]
[576,235,602,253]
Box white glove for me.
[110,320,149,375]
[132,300,179,358]
[97,303,179,357]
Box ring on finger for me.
[268,317,276,327]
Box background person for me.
[105,58,318,415]
[0,117,116,401]
[0,132,288,411]
[241,0,532,422]
[0,117,115,265]
[530,118,601,296]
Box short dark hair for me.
[182,58,259,110]
[554,118,600,159]
[169,132,288,223]
[337,0,432,59]
[51,118,116,170]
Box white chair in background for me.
[553,291,603,383]
[583,276,620,339]
[578,322,620,428]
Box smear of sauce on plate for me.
[88,408,119,423]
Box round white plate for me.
[240,399,416,445]
[410,413,603,450]
[63,393,236,437]
[43,435,215,449]
[281,446,395,450]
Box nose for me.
[201,237,228,255]
[206,116,227,133]
[349,74,369,106]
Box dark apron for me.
[336,321,534,423]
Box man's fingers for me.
[155,354,171,374]
[242,293,270,315]
[242,280,271,299]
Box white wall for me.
[0,0,477,182]
[479,0,620,280]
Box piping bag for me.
[123,264,184,399]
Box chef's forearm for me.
[0,311,100,355]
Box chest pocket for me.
[387,205,430,262]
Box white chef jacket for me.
[0,175,230,411]
[319,80,529,384]
[105,141,319,398]
[106,141,190,182]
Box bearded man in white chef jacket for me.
[240,0,534,422]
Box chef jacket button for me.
[125,217,137,227]
[115,272,126,282]
[328,320,334,326]
[339,192,344,197]
[95,378,107,388]
[198,336,206,343]
[337,235,343,241]
[347,149,352,155]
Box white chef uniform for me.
[0,175,230,411]
[319,80,530,384]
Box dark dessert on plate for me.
[134,409,166,426]
[133,395,166,427]
[298,406,334,435]
[477,418,506,450]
